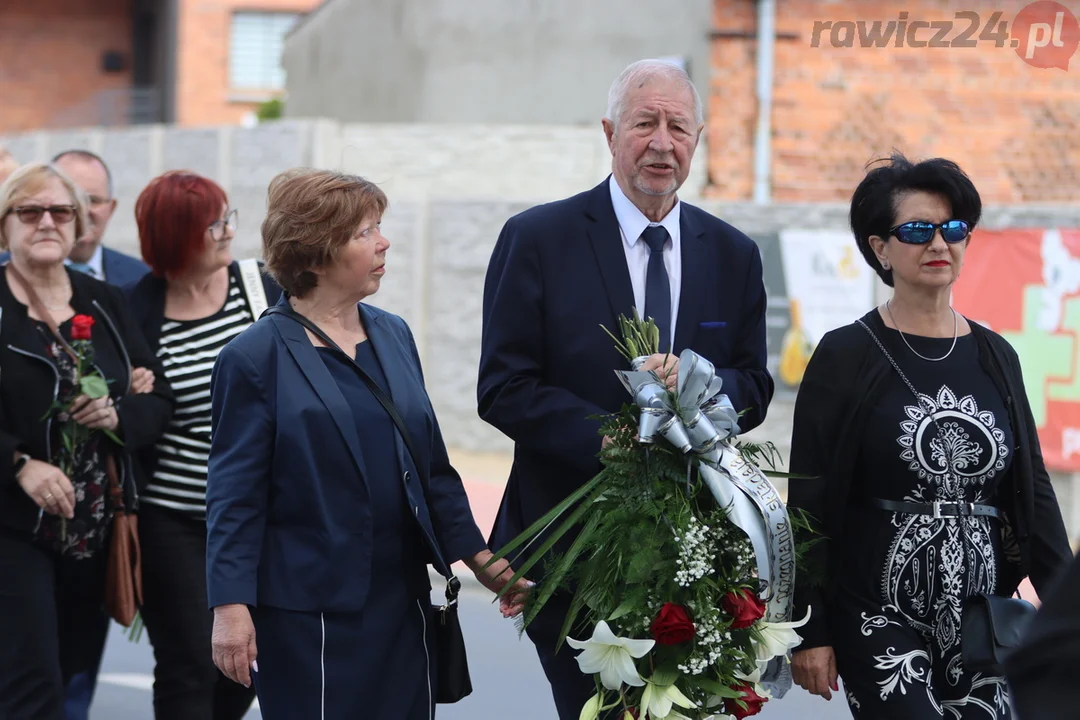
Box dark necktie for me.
[642,225,671,353]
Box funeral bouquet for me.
[489,315,815,720]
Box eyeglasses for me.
[208,209,238,241]
[6,205,77,225]
[890,220,970,245]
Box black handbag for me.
[265,305,473,703]
[961,592,1037,675]
[858,319,1036,676]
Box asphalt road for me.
[90,585,850,720]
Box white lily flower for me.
[566,621,655,691]
[753,606,812,663]
[641,678,695,719]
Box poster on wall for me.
[952,227,1080,472]
[775,229,876,388]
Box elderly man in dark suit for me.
[477,58,774,719]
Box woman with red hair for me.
[125,171,281,720]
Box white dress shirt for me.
[609,174,682,350]
[66,244,104,280]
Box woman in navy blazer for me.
[205,169,528,719]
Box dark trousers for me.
[526,591,618,720]
[0,530,108,720]
[138,504,256,720]
[62,612,110,720]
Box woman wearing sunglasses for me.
[0,163,174,719]
[124,171,281,720]
[786,153,1071,718]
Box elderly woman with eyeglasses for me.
[124,171,281,720]
[0,163,174,719]
[786,153,1071,719]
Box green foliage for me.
[256,97,283,122]
[487,313,821,718]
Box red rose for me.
[721,588,766,629]
[71,314,95,341]
[724,682,767,719]
[650,603,695,645]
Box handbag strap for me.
[265,304,461,603]
[6,264,78,365]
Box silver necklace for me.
[886,300,958,362]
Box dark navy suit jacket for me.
[101,247,150,288]
[205,296,487,612]
[478,177,773,561]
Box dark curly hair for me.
[849,152,982,287]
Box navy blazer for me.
[205,296,486,613]
[478,177,773,559]
[102,247,150,288]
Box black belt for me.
[868,498,1002,520]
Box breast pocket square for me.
[699,321,727,329]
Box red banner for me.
[953,228,1080,471]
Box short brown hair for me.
[0,162,88,251]
[261,168,388,297]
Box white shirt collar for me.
[66,244,104,279]
[608,174,681,248]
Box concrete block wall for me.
[4,118,1080,537]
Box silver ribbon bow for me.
[617,349,797,695]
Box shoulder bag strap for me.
[264,304,461,600]
[7,264,78,364]
[237,259,269,320]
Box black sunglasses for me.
[889,219,970,245]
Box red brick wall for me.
[709,0,1080,202]
[0,0,132,133]
[176,0,320,127]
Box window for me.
[229,12,300,91]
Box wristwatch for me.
[12,453,30,478]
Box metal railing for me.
[46,86,162,129]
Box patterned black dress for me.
[831,330,1014,719]
[33,319,111,559]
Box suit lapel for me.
[674,208,707,353]
[272,307,369,484]
[585,179,636,323]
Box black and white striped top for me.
[142,273,254,517]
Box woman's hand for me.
[212,604,258,688]
[792,646,839,700]
[465,549,533,618]
[130,367,155,395]
[17,458,75,519]
[67,395,119,431]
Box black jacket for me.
[0,267,175,533]
[787,309,1072,650]
[124,261,282,485]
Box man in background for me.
[52,150,150,287]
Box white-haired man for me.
[478,59,774,718]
